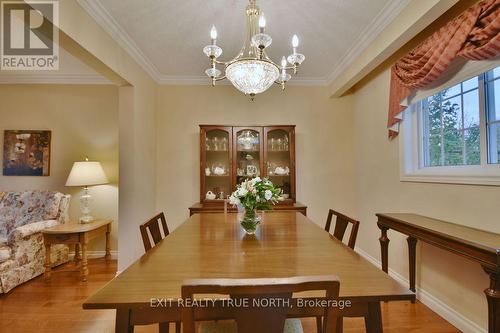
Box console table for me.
[376,213,500,333]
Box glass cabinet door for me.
[264,126,295,202]
[201,127,232,202]
[234,127,263,186]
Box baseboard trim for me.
[69,250,118,260]
[355,247,486,333]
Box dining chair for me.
[181,275,340,333]
[324,209,360,250]
[140,212,170,252]
[139,212,179,333]
[318,209,361,333]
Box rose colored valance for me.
[388,0,500,139]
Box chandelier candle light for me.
[203,0,305,99]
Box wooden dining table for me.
[83,212,414,333]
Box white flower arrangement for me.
[229,177,283,211]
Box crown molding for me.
[157,75,328,86]
[77,0,161,82]
[157,75,218,86]
[0,73,112,85]
[78,0,409,87]
[325,0,411,83]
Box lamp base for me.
[79,214,94,224]
[79,186,94,224]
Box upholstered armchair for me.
[0,191,71,293]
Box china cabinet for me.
[190,125,306,216]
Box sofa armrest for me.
[8,220,58,244]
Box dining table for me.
[83,211,414,333]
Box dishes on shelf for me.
[213,166,226,176]
[205,191,217,200]
[268,136,289,151]
[206,136,228,151]
[205,163,228,176]
[237,130,259,150]
[274,166,290,176]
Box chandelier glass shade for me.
[203,0,305,98]
[226,59,279,95]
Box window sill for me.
[400,172,500,186]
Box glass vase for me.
[240,209,261,235]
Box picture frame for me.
[2,130,51,176]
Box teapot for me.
[205,191,217,200]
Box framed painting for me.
[2,130,51,176]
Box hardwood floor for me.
[0,259,460,333]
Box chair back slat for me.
[140,212,170,252]
[333,217,349,244]
[325,209,360,249]
[181,276,340,333]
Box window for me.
[485,67,500,164]
[401,66,500,186]
[422,77,480,167]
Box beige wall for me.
[156,85,356,229]
[352,68,499,330]
[56,0,158,270]
[0,84,119,252]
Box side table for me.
[42,219,113,282]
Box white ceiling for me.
[79,0,409,85]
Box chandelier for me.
[203,0,305,99]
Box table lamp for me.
[66,157,109,223]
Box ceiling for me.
[78,0,409,85]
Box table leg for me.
[105,224,112,262]
[483,266,500,333]
[407,236,417,296]
[74,243,81,263]
[81,234,89,282]
[364,302,383,333]
[159,322,169,333]
[44,241,51,281]
[377,223,389,274]
[116,308,134,333]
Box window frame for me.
[400,72,500,186]
[485,70,500,164]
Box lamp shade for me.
[65,160,108,187]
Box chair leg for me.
[159,322,169,333]
[175,321,181,333]
[316,316,322,333]
[336,317,343,333]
